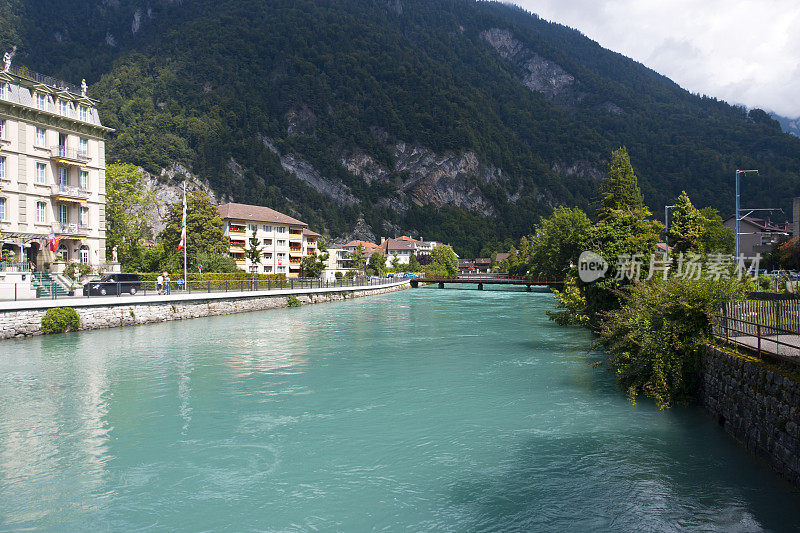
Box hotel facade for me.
[0,60,112,269]
[218,202,320,278]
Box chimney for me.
[381,236,386,244]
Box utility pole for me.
[735,170,759,257]
[664,204,676,261]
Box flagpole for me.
[183,181,187,291]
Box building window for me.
[79,106,87,121]
[58,244,68,261]
[80,245,89,264]
[276,226,286,233]
[57,167,68,186]
[248,223,258,232]
[58,204,68,225]
[36,201,46,223]
[79,138,88,157]
[57,98,67,115]
[262,238,272,246]
[35,163,46,184]
[80,206,89,226]
[35,127,46,147]
[0,119,5,138]
[35,93,46,110]
[79,170,88,190]
[277,266,286,273]
[262,224,272,232]
[263,253,272,260]
[277,253,286,260]
[263,265,272,273]
[277,240,286,247]
[0,157,5,180]
[0,83,5,99]
[0,197,5,219]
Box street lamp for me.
[664,204,676,260]
[735,169,759,257]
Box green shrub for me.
[287,295,302,308]
[599,275,748,409]
[335,271,343,280]
[41,307,81,334]
[64,261,92,281]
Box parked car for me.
[83,274,142,296]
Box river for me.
[1,287,799,531]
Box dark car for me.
[83,274,142,296]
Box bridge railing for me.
[418,275,563,284]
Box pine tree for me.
[245,228,262,272]
[599,147,644,219]
[668,191,705,254]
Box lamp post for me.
[664,204,676,261]
[735,169,759,257]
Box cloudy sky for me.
[512,0,800,119]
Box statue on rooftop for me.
[2,51,11,72]
[80,79,87,97]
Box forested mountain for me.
[771,113,800,138]
[2,0,800,255]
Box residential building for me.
[723,215,793,256]
[458,258,491,274]
[218,202,321,278]
[323,246,351,281]
[375,236,445,265]
[0,59,111,269]
[342,240,379,259]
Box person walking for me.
[164,272,171,295]
[156,272,164,295]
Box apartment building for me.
[218,202,321,278]
[0,59,111,269]
[375,236,442,265]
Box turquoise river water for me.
[1,287,800,531]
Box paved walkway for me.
[727,334,800,358]
[0,279,409,312]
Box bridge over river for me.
[409,275,564,291]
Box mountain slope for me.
[3,0,800,255]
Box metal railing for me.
[7,64,82,95]
[0,261,32,272]
[0,276,400,302]
[50,146,89,163]
[52,222,90,235]
[51,183,90,200]
[713,298,800,360]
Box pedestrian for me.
[156,272,164,295]
[164,272,171,295]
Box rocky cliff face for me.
[481,28,575,100]
[143,163,222,236]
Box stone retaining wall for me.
[699,345,800,488]
[0,283,408,339]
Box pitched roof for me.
[495,252,511,262]
[343,240,378,249]
[218,202,307,226]
[303,228,321,237]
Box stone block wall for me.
[699,345,800,488]
[0,284,407,339]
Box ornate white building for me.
[0,56,111,270]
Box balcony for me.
[51,183,90,202]
[52,222,89,236]
[229,225,246,234]
[51,146,89,166]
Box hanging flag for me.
[48,233,59,252]
[177,192,187,251]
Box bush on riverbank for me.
[599,275,748,409]
[287,295,301,308]
[41,307,80,334]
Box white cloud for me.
[512,0,800,118]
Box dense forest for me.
[2,0,799,255]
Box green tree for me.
[699,207,735,254]
[105,163,157,268]
[408,253,422,272]
[245,228,262,273]
[160,189,228,268]
[368,252,387,275]
[348,244,367,273]
[390,253,401,272]
[530,207,592,279]
[300,240,329,278]
[668,191,705,254]
[195,251,238,273]
[599,147,644,220]
[600,274,748,409]
[427,245,459,276]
